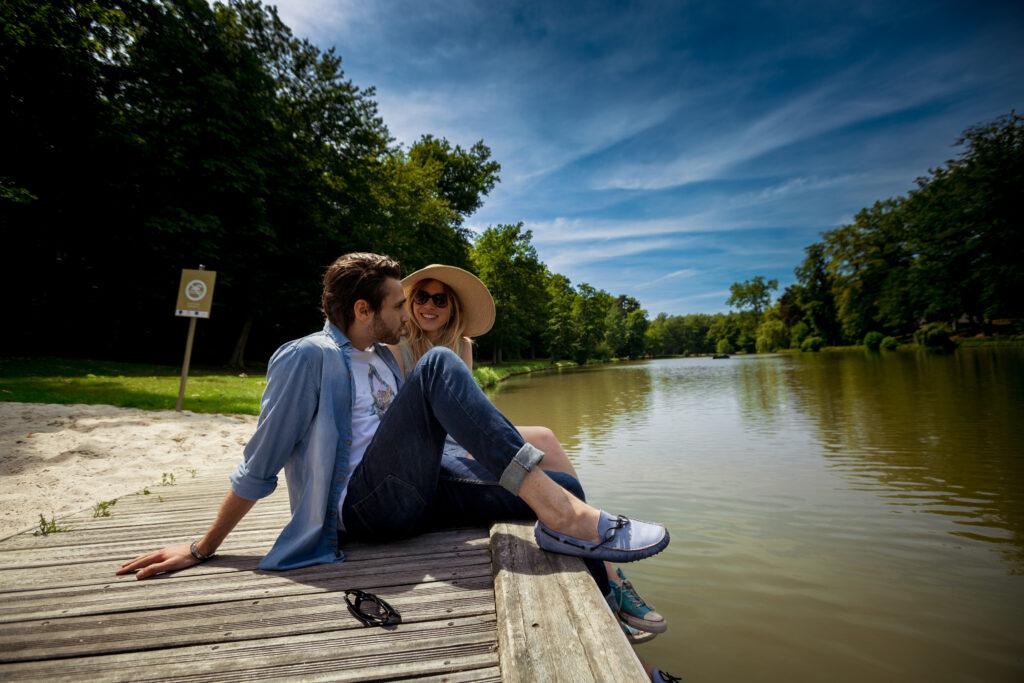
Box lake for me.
[487,348,1024,682]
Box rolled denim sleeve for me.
[230,342,321,500]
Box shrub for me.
[789,321,809,347]
[800,336,824,352]
[756,319,788,353]
[914,322,955,350]
[715,339,733,355]
[880,336,899,350]
[863,331,884,351]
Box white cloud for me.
[543,237,680,271]
[635,268,700,290]
[588,52,985,191]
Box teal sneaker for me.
[606,567,666,633]
[620,617,657,644]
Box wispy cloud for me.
[588,50,993,191]
[635,268,700,290]
[544,238,680,271]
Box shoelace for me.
[593,515,630,550]
[657,671,682,683]
[620,577,646,609]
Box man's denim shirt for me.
[229,321,403,571]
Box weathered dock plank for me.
[490,521,647,682]
[1,471,646,681]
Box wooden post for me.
[176,317,197,412]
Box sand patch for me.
[0,402,256,539]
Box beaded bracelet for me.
[190,540,215,562]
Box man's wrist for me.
[189,540,216,562]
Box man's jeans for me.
[342,347,610,595]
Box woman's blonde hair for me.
[405,279,468,364]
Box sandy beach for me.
[0,402,256,539]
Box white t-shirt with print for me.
[338,346,398,521]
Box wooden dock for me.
[0,473,645,681]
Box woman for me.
[389,264,667,642]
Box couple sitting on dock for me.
[119,253,677,681]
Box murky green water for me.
[487,348,1024,682]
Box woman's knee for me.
[520,426,576,476]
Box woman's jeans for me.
[342,347,610,595]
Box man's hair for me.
[322,253,402,330]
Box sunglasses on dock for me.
[344,589,402,627]
[412,290,450,308]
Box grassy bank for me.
[473,359,576,389]
[0,356,577,414]
[0,357,266,415]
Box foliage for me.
[914,322,956,350]
[34,514,71,536]
[645,313,716,356]
[880,336,900,351]
[863,331,884,351]
[751,113,1022,352]
[716,338,733,355]
[756,319,788,353]
[800,336,824,352]
[472,360,569,389]
[2,0,495,368]
[471,224,549,362]
[728,276,778,317]
[93,499,117,517]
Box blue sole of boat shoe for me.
[535,526,670,563]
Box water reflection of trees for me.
[784,348,1024,573]
[489,363,653,463]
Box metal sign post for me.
[174,266,217,411]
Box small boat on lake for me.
[712,354,730,359]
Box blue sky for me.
[270,0,1024,315]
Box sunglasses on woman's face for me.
[412,290,449,308]
[344,589,402,627]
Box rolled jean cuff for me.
[498,442,545,495]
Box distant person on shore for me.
[390,264,669,643]
[117,252,669,601]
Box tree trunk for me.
[228,315,254,370]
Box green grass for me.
[33,514,72,536]
[0,357,266,415]
[1,356,578,414]
[472,359,575,389]
[92,499,117,518]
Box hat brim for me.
[402,265,496,338]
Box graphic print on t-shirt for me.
[367,362,395,419]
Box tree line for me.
[3,1,1019,368]
[642,113,1023,356]
[1,0,651,368]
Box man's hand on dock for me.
[116,543,199,580]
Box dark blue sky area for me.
[272,0,1024,314]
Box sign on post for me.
[175,269,217,318]
[175,267,217,411]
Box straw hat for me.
[402,265,495,337]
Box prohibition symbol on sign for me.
[175,269,217,319]
[185,280,208,302]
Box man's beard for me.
[371,316,403,345]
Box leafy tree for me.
[544,272,578,360]
[571,283,613,363]
[794,243,842,345]
[727,276,779,317]
[408,135,501,218]
[471,224,548,362]
[604,295,647,358]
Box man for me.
[118,253,668,580]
